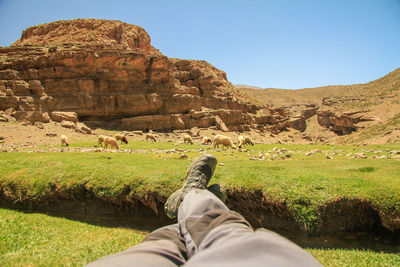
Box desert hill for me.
[237,68,400,108]
[0,18,399,145]
[237,84,349,107]
[237,68,400,144]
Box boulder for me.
[14,111,27,121]
[18,96,36,111]
[13,111,50,123]
[1,114,15,122]
[215,116,228,132]
[0,96,18,110]
[81,125,92,134]
[61,120,76,129]
[27,111,47,123]
[42,112,50,123]
[74,128,85,134]
[28,80,44,95]
[5,108,15,116]
[75,122,92,134]
[0,115,8,122]
[50,111,78,122]
[39,94,55,111]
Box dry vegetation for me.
[237,68,400,145]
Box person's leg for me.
[179,189,323,267]
[85,224,187,267]
[88,153,219,267]
[162,153,321,266]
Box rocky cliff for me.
[316,69,400,135]
[0,19,287,132]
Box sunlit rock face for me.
[1,19,290,131]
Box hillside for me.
[237,68,400,144]
[238,85,349,107]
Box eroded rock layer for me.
[0,19,287,132]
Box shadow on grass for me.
[3,206,400,254]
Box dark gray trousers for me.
[87,190,322,266]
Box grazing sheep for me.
[212,134,236,150]
[238,135,254,148]
[146,133,157,142]
[244,136,254,146]
[183,133,193,144]
[201,136,212,145]
[60,134,69,147]
[104,137,120,150]
[98,135,107,147]
[115,133,128,144]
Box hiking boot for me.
[165,184,227,219]
[207,183,227,203]
[165,154,217,219]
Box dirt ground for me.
[0,121,95,149]
[0,120,313,150]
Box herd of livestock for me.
[60,132,254,150]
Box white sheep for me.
[183,133,193,144]
[98,135,107,147]
[146,133,157,142]
[60,134,69,147]
[212,134,236,150]
[115,133,128,144]
[104,136,120,150]
[238,135,254,149]
[201,136,212,145]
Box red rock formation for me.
[1,19,285,132]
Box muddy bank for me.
[1,186,400,246]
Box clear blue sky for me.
[1,0,399,89]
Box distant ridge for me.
[236,68,400,107]
[234,84,263,90]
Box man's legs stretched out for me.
[164,153,322,266]
[86,153,218,267]
[87,154,322,266]
[178,189,322,266]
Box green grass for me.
[307,248,400,267]
[1,208,399,266]
[0,208,145,267]
[1,142,400,230]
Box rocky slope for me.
[0,19,288,133]
[238,68,400,144]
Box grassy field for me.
[1,208,399,267]
[0,208,144,267]
[1,142,399,230]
